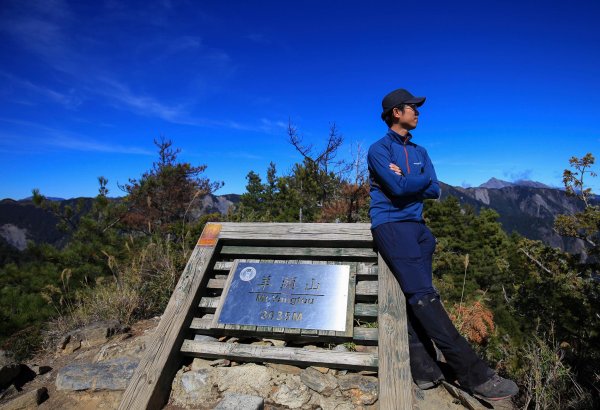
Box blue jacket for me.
[368,130,441,229]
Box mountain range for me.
[0,179,595,257]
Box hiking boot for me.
[409,294,490,388]
[407,311,446,390]
[472,373,518,400]
[414,376,444,390]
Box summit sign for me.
[213,262,351,332]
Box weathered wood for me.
[181,340,378,371]
[190,316,379,342]
[207,278,224,288]
[217,223,373,246]
[119,240,219,410]
[341,265,357,338]
[220,245,377,260]
[352,327,378,343]
[377,254,412,410]
[198,296,219,309]
[357,263,378,277]
[211,260,240,328]
[355,280,378,302]
[213,261,232,271]
[354,303,378,318]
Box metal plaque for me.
[214,262,351,331]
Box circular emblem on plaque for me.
[239,266,257,281]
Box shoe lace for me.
[488,374,504,386]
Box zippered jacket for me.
[368,129,441,229]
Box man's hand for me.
[389,163,403,176]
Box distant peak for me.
[479,178,551,189]
[479,178,513,189]
[513,180,551,189]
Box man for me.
[367,88,518,400]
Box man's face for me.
[392,104,419,130]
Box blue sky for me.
[1,0,599,200]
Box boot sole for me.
[473,393,516,401]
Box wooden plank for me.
[357,263,378,277]
[354,303,378,318]
[198,296,219,310]
[211,260,240,328]
[190,317,378,343]
[217,223,373,246]
[181,340,378,371]
[355,280,377,295]
[207,278,224,288]
[214,261,233,271]
[340,263,356,338]
[220,245,377,260]
[377,254,412,410]
[118,228,220,410]
[352,327,378,343]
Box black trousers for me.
[373,221,491,388]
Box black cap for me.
[381,88,426,120]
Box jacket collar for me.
[387,129,412,144]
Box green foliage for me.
[122,138,223,235]
[1,138,221,359]
[230,124,370,223]
[516,327,592,410]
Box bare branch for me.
[288,119,314,161]
[519,248,556,276]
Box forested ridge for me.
[1,134,598,409]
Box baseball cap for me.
[381,88,426,120]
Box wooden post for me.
[118,223,220,410]
[377,254,413,409]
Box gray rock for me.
[333,344,350,352]
[170,368,220,408]
[56,357,138,391]
[62,339,81,354]
[265,363,302,375]
[28,364,52,375]
[210,359,231,367]
[0,351,16,368]
[300,367,337,396]
[0,351,20,389]
[59,320,124,352]
[214,392,264,410]
[263,338,286,347]
[338,373,379,405]
[77,320,123,348]
[215,364,274,397]
[0,384,18,400]
[271,381,312,409]
[193,334,219,343]
[0,387,48,410]
[190,358,212,371]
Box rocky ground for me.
[0,318,516,409]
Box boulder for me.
[56,357,138,391]
[0,384,18,400]
[338,373,379,405]
[170,368,220,408]
[271,381,312,409]
[214,392,264,410]
[58,320,124,353]
[215,364,273,397]
[27,364,52,376]
[299,367,337,396]
[0,351,20,389]
[0,387,48,410]
[77,320,124,348]
[265,363,302,375]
